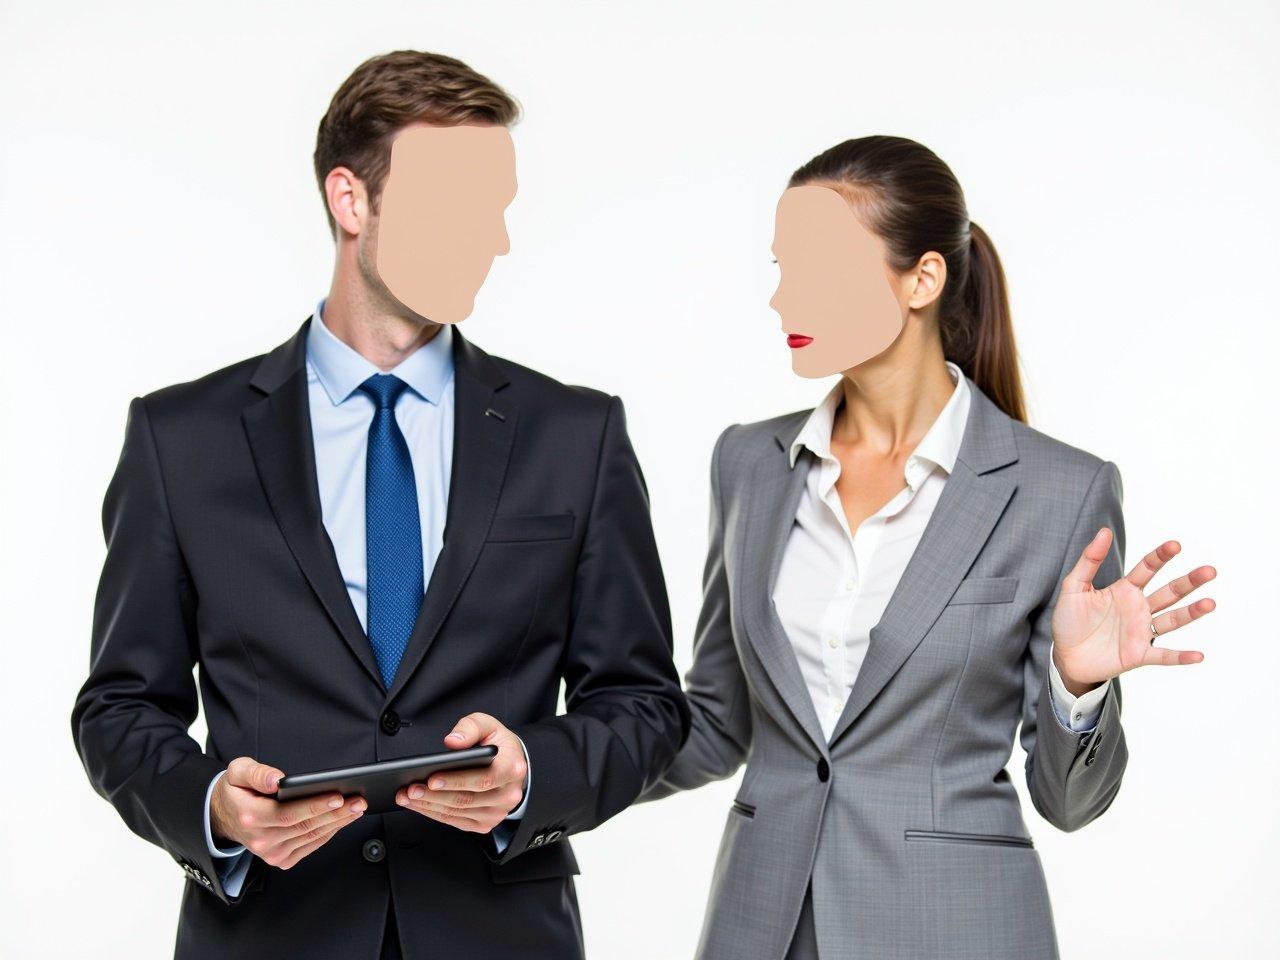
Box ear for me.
[324,166,367,238]
[906,251,948,311]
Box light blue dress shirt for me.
[203,302,528,897]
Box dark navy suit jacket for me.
[72,319,689,959]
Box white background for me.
[2,2,1277,957]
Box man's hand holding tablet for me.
[395,712,529,835]
[209,757,366,870]
[208,710,525,874]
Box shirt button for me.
[844,579,855,592]
[827,636,838,649]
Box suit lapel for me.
[242,319,384,688]
[827,381,1019,747]
[385,331,516,702]
[738,417,830,755]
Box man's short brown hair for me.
[313,50,521,235]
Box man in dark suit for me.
[71,49,688,960]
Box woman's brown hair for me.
[789,135,1026,422]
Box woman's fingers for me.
[1146,565,1217,614]
[1142,595,1216,667]
[1152,597,1217,636]
[1062,527,1113,593]
[1142,644,1205,667]
[1124,540,1180,590]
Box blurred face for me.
[370,123,517,325]
[769,185,905,378]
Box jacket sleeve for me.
[71,397,262,903]
[1020,458,1130,832]
[640,424,752,802]
[492,395,690,861]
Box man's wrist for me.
[504,735,531,821]
[204,770,247,857]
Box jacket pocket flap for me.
[947,576,1018,605]
[486,512,575,543]
[488,839,580,883]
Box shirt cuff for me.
[491,736,531,855]
[1047,647,1110,733]
[217,848,253,898]
[204,769,252,898]
[505,735,531,821]
[204,770,248,857]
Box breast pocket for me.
[485,511,575,543]
[946,576,1018,605]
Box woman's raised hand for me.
[1050,528,1217,695]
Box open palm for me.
[1051,527,1217,691]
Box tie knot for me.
[358,373,410,410]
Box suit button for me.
[380,711,401,735]
[816,758,830,782]
[362,839,386,863]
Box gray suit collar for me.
[746,375,1021,752]
[772,374,1018,476]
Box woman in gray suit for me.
[642,136,1216,960]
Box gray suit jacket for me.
[643,377,1129,960]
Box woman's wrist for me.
[1051,645,1105,698]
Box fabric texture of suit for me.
[72,318,689,960]
[643,375,1129,960]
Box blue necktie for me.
[358,374,423,688]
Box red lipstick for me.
[787,334,814,349]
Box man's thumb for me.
[226,756,285,794]
[444,712,495,748]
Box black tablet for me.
[275,746,498,814]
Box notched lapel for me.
[738,448,830,755]
[828,382,1019,746]
[242,357,384,689]
[385,335,516,702]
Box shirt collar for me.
[305,298,455,407]
[788,360,971,490]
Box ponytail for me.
[959,222,1025,422]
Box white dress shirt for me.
[203,302,528,897]
[772,360,1109,743]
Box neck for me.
[831,336,954,456]
[322,251,442,372]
